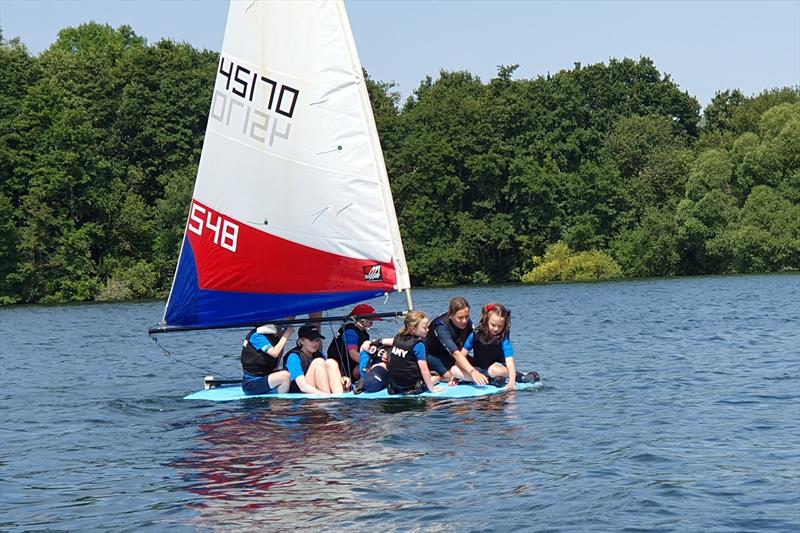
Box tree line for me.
[1,23,798,304]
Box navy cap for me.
[298,324,325,340]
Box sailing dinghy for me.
[151,0,539,401]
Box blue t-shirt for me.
[359,350,371,375]
[285,353,304,381]
[249,332,274,353]
[463,332,514,358]
[413,342,427,361]
[343,328,361,351]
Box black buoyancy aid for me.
[366,344,389,369]
[471,331,507,370]
[241,329,281,375]
[281,347,321,377]
[327,323,369,377]
[425,312,472,359]
[388,334,425,392]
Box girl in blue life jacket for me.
[371,311,447,395]
[450,303,519,390]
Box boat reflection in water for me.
[172,395,517,529]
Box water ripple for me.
[1,274,799,531]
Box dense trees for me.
[1,25,215,304]
[1,24,798,304]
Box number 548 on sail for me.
[188,201,239,253]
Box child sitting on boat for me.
[327,304,379,382]
[371,311,446,395]
[450,303,526,390]
[425,296,473,382]
[282,324,351,394]
[353,340,390,393]
[241,324,294,394]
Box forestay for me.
[160,0,410,331]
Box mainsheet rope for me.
[150,334,239,380]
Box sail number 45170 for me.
[188,202,239,253]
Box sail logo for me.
[209,56,299,147]
[363,264,383,282]
[188,201,239,253]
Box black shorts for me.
[387,380,427,396]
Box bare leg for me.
[450,365,471,382]
[268,370,291,393]
[306,358,330,392]
[325,359,344,394]
[488,363,508,378]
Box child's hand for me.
[431,385,447,393]
[470,369,489,386]
[342,376,351,389]
[507,381,516,391]
[360,340,372,352]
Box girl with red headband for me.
[450,303,520,389]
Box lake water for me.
[1,274,799,532]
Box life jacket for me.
[425,312,472,364]
[365,343,389,369]
[471,331,507,370]
[241,329,281,376]
[281,346,321,377]
[327,322,369,377]
[387,334,425,392]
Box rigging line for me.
[150,335,238,381]
[323,310,356,391]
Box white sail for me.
[162,0,410,329]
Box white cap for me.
[256,324,278,335]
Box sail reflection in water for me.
[172,403,413,528]
[172,396,518,529]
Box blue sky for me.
[2,0,798,108]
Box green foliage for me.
[611,208,680,277]
[1,24,797,303]
[96,260,159,301]
[521,241,622,283]
[707,186,800,273]
[1,24,215,304]
[704,87,800,137]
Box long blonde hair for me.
[399,310,429,336]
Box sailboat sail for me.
[161,0,410,330]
